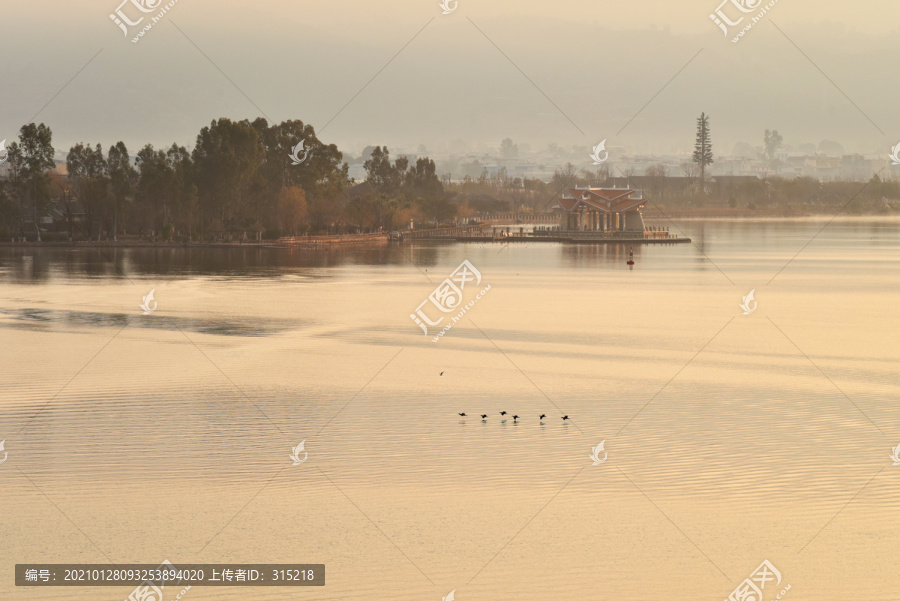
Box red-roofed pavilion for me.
[555,186,646,233]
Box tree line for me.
[0,119,449,242]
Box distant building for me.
[555,186,645,232]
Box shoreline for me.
[454,236,692,244]
[2,214,898,248]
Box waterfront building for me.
[555,186,646,233]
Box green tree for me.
[0,176,21,240]
[66,143,108,241]
[404,157,443,203]
[364,146,403,192]
[134,145,172,238]
[250,118,349,235]
[7,124,56,241]
[107,142,136,241]
[192,118,265,239]
[166,144,198,240]
[277,186,308,235]
[692,112,714,189]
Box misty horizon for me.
[2,2,898,161]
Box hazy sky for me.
[2,0,898,160]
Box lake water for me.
[1,218,899,601]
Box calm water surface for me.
[1,218,899,601]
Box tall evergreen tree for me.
[692,112,714,190]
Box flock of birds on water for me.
[458,411,570,424]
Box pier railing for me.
[402,226,484,239]
[481,213,559,224]
[271,233,388,247]
[532,229,675,239]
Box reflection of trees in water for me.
[693,222,706,255]
[0,244,446,282]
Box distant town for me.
[344,138,897,185]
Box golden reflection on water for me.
[1,219,899,601]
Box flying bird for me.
[499,411,507,416]
[562,415,570,421]
[480,414,488,421]
[539,413,546,423]
[458,412,466,417]
[512,415,519,422]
